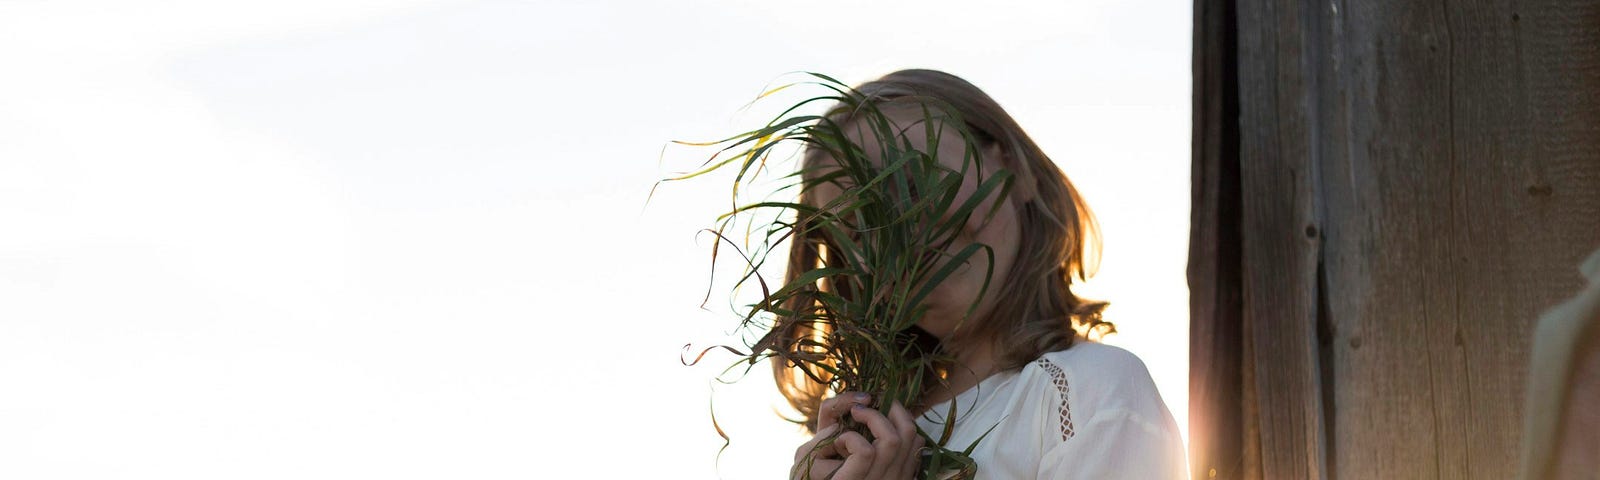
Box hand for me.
[790,391,926,480]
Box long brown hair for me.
[773,69,1111,432]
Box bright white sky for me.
[0,1,1190,478]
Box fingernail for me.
[856,393,870,402]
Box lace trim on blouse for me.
[1035,357,1075,441]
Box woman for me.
[779,69,1187,479]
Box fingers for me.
[889,403,926,477]
[852,405,895,479]
[850,403,919,479]
[792,432,874,480]
[888,403,918,441]
[816,391,871,432]
[831,431,876,479]
[793,424,842,464]
[849,404,901,452]
[791,459,842,480]
[800,396,924,480]
[792,426,860,480]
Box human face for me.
[806,106,1023,343]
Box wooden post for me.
[1190,1,1600,478]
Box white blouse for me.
[915,341,1187,479]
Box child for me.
[778,69,1187,479]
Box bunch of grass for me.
[661,72,1013,480]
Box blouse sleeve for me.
[1035,407,1188,480]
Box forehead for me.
[801,104,988,207]
[808,104,979,176]
[840,104,969,157]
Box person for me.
[776,69,1187,479]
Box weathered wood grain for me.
[1191,0,1600,478]
[1234,0,1330,477]
[1188,0,1246,478]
